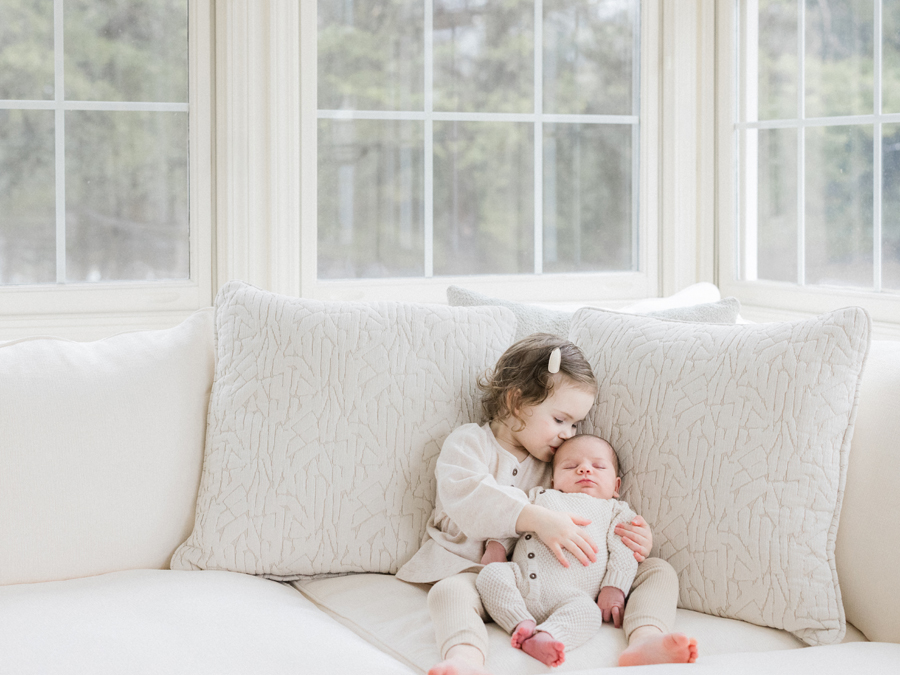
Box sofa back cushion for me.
[0,309,214,585]
[447,284,742,341]
[570,307,870,646]
[171,281,517,578]
[835,339,900,644]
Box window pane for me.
[885,0,900,113]
[756,0,797,120]
[318,0,424,111]
[544,0,636,116]
[318,119,424,279]
[544,123,632,272]
[65,0,188,102]
[805,0,873,118]
[805,125,873,287]
[65,111,189,282]
[0,109,55,284]
[884,124,900,289]
[433,121,533,275]
[433,0,533,113]
[0,0,54,100]
[756,127,798,282]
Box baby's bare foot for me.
[521,631,565,668]
[618,632,698,667]
[428,658,493,675]
[511,620,537,649]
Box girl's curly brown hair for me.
[478,333,597,429]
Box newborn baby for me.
[476,434,638,668]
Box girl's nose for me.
[561,426,575,439]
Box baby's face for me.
[551,436,621,500]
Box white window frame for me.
[224,0,664,305]
[0,1,214,340]
[716,1,900,339]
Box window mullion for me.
[424,0,434,279]
[631,0,641,272]
[797,0,806,287]
[874,0,883,293]
[54,0,65,284]
[534,0,543,275]
[741,0,759,281]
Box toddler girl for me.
[396,334,696,675]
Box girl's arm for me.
[436,433,531,541]
[515,503,598,568]
[614,514,653,562]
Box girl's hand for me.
[614,515,653,562]
[596,586,626,627]
[521,505,599,568]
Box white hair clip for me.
[548,347,561,374]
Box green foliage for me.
[752,0,900,288]
[0,0,189,285]
[0,1,54,99]
[316,0,639,278]
[65,0,187,102]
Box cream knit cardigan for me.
[396,423,551,584]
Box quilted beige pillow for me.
[569,307,870,646]
[171,281,517,579]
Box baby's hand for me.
[596,586,626,627]
[526,506,598,568]
[480,540,508,565]
[614,515,653,562]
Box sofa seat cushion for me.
[0,570,417,675]
[291,573,814,674]
[662,643,900,675]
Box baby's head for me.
[551,434,621,500]
[478,333,597,430]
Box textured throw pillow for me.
[171,281,517,579]
[446,285,740,340]
[569,307,871,646]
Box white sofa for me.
[1,283,899,675]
